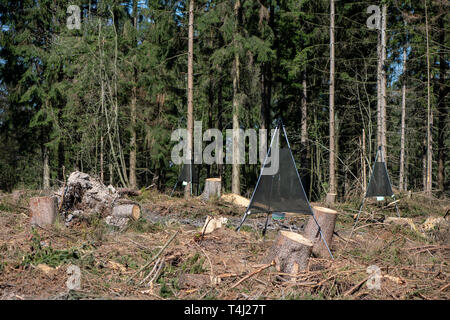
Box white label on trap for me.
[182,181,188,186]
[376,196,385,201]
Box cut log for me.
[265,231,313,276]
[111,204,141,220]
[201,178,221,201]
[303,206,338,258]
[29,196,58,227]
[220,193,249,207]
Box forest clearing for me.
[0,184,448,300]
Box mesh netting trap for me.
[170,163,200,196]
[350,146,400,236]
[236,119,333,259]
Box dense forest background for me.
[0,0,448,201]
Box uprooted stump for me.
[29,196,58,227]
[265,231,313,276]
[60,171,140,227]
[303,206,337,258]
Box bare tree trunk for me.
[327,0,336,204]
[424,0,432,195]
[129,87,137,189]
[437,14,446,196]
[301,71,307,145]
[423,136,427,190]
[43,145,50,190]
[232,53,241,195]
[100,135,104,183]
[217,82,223,178]
[129,0,138,189]
[185,0,195,198]
[232,0,241,195]
[399,46,407,191]
[380,5,387,164]
[361,129,367,194]
[377,31,382,149]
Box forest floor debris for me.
[0,189,448,300]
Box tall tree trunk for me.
[380,4,387,164]
[128,0,138,189]
[185,0,195,198]
[232,0,241,195]
[377,30,382,149]
[217,81,223,178]
[327,0,336,204]
[361,129,367,194]
[437,13,447,196]
[129,87,137,189]
[43,144,50,189]
[399,45,407,191]
[100,134,104,183]
[232,53,241,195]
[301,71,307,145]
[424,0,432,195]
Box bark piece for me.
[265,231,312,276]
[29,196,58,227]
[201,178,221,201]
[304,206,337,258]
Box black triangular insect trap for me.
[177,163,199,184]
[247,147,313,215]
[365,161,394,197]
[236,119,333,259]
[350,146,400,237]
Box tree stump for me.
[29,196,58,227]
[265,231,313,276]
[201,178,221,201]
[303,206,338,258]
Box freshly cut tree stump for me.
[265,231,313,276]
[303,206,338,258]
[111,204,141,220]
[29,196,58,227]
[201,178,221,201]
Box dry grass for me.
[0,190,448,300]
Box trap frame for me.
[350,146,400,237]
[236,118,334,259]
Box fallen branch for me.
[230,260,275,289]
[343,276,370,297]
[439,283,450,292]
[137,257,162,286]
[127,231,178,283]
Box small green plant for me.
[128,218,161,233]
[181,252,206,274]
[22,229,80,268]
[0,203,13,212]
